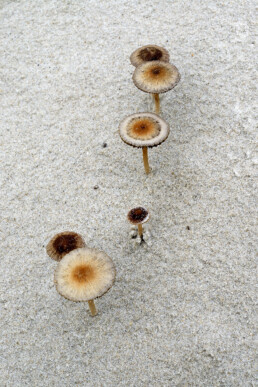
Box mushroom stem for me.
[138,224,143,238]
[142,147,150,174]
[88,300,97,316]
[153,93,160,114]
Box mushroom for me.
[127,207,149,240]
[46,231,86,261]
[55,247,116,316]
[132,61,180,114]
[119,112,169,174]
[130,45,170,67]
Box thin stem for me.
[138,224,143,238]
[153,93,160,114]
[88,300,97,316]
[142,147,150,174]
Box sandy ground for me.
[0,1,257,386]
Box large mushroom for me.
[54,247,116,316]
[130,45,170,67]
[119,112,169,174]
[46,231,86,261]
[133,61,180,114]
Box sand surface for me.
[0,1,257,386]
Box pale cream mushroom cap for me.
[55,247,116,302]
[130,45,170,67]
[133,61,180,94]
[119,112,169,148]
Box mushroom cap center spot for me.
[152,68,161,75]
[131,120,153,136]
[72,264,94,283]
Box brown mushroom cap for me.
[127,207,149,225]
[54,247,116,302]
[130,45,170,67]
[119,112,169,148]
[46,231,86,262]
[133,61,180,94]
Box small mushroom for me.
[133,61,180,114]
[119,112,169,174]
[127,207,149,240]
[55,247,116,316]
[46,231,86,261]
[130,45,170,67]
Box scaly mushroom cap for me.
[46,231,86,262]
[119,112,169,148]
[130,45,170,67]
[55,247,116,302]
[127,207,149,225]
[133,61,180,94]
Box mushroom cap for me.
[46,231,86,262]
[130,45,170,67]
[55,247,116,302]
[127,207,149,225]
[119,112,169,148]
[133,61,180,94]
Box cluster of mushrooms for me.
[46,231,116,316]
[120,44,180,174]
[46,45,180,317]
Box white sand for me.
[0,1,257,386]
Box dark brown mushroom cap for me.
[127,207,149,225]
[130,45,170,67]
[54,247,116,302]
[46,231,86,262]
[133,61,180,94]
[119,112,169,148]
